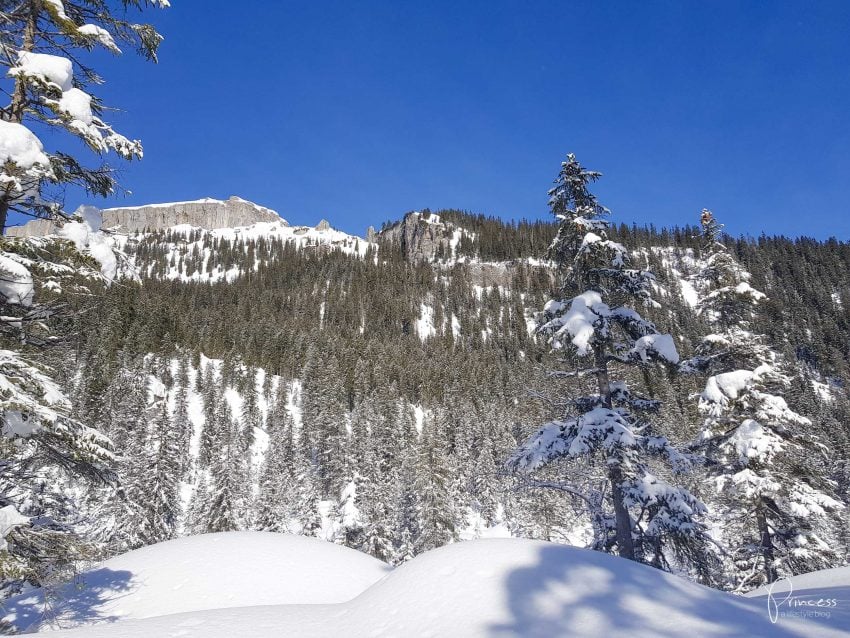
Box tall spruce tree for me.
[143,399,180,543]
[508,154,711,574]
[254,387,297,533]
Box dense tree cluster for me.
[43,176,847,591]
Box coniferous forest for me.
[1,2,849,636]
[6,181,843,593]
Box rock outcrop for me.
[5,196,283,237]
[379,212,456,263]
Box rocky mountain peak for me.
[378,211,458,263]
[5,196,283,237]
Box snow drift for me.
[8,534,848,637]
[2,532,390,633]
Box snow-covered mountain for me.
[5,196,282,236]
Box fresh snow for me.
[43,0,70,21]
[416,303,436,341]
[57,206,120,280]
[678,277,699,307]
[725,418,783,462]
[56,88,95,124]
[630,333,680,364]
[0,120,52,177]
[545,291,606,355]
[14,536,846,637]
[702,369,755,406]
[0,253,34,306]
[117,220,374,283]
[2,532,390,633]
[76,24,120,53]
[0,505,30,551]
[9,51,73,91]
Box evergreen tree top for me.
[547,154,608,221]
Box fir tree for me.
[685,210,844,591]
[0,0,169,231]
[143,399,180,543]
[508,154,711,574]
[254,388,297,533]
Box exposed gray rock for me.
[5,196,283,237]
[315,219,331,231]
[379,212,454,263]
[4,219,54,237]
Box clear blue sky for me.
[66,1,850,239]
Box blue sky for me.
[62,1,850,239]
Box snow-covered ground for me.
[5,533,847,637]
[2,532,390,633]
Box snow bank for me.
[2,532,390,633]
[19,537,846,637]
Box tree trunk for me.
[756,498,777,583]
[594,345,613,409]
[609,464,636,560]
[594,345,635,560]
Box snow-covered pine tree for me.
[349,394,396,561]
[172,356,192,479]
[254,387,297,533]
[0,0,169,231]
[393,450,420,563]
[206,399,245,533]
[414,411,458,554]
[197,362,219,469]
[0,350,114,589]
[142,398,180,543]
[507,154,711,573]
[685,209,844,591]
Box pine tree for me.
[254,389,297,532]
[685,210,844,591]
[507,154,711,573]
[414,413,458,553]
[206,399,244,533]
[0,0,169,231]
[143,399,180,543]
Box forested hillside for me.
[16,202,837,587]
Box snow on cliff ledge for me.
[8,534,848,637]
[5,196,283,237]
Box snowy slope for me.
[15,536,848,637]
[2,532,390,633]
[117,219,374,283]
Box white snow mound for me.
[2,532,390,633]
[16,537,848,637]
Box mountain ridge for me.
[5,196,283,237]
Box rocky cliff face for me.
[5,196,283,237]
[379,212,457,263]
